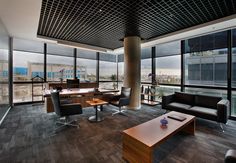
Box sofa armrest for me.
[162,94,175,110]
[217,99,229,124]
[225,149,236,163]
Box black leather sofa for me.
[162,92,229,124]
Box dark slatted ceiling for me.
[37,0,236,50]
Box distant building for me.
[186,50,236,86]
[12,62,88,81]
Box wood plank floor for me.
[0,104,236,163]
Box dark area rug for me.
[0,104,235,163]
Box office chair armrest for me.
[119,97,130,106]
[61,103,82,109]
[110,95,121,101]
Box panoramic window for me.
[99,53,117,89]
[117,54,124,89]
[232,29,236,116]
[184,31,228,86]
[156,55,181,84]
[76,49,97,82]
[118,62,124,81]
[13,39,44,103]
[141,58,151,83]
[155,41,181,85]
[13,51,44,103]
[141,48,152,83]
[0,36,9,109]
[13,51,44,81]
[47,43,74,82]
[47,55,74,82]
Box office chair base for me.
[55,117,80,129]
[112,109,127,116]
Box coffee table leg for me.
[183,119,195,135]
[88,105,104,122]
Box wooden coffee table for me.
[122,111,195,163]
[86,98,108,122]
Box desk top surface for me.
[44,88,119,97]
[123,111,195,148]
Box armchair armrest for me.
[162,94,175,110]
[225,149,236,163]
[217,99,229,124]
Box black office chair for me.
[51,91,83,129]
[67,79,80,89]
[109,87,131,116]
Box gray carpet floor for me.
[0,104,236,163]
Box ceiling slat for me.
[37,0,236,49]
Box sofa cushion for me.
[174,92,195,105]
[167,102,192,111]
[190,106,217,116]
[195,95,222,109]
[190,106,218,121]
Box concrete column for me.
[123,36,141,109]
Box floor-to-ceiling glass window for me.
[184,31,228,87]
[117,54,124,90]
[13,38,44,103]
[155,41,181,97]
[141,48,152,83]
[76,49,96,82]
[183,31,228,108]
[47,43,74,82]
[99,53,117,89]
[232,29,236,116]
[0,27,9,119]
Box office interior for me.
[0,0,236,162]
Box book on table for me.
[167,114,187,121]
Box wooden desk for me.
[122,111,195,163]
[44,88,95,97]
[47,82,98,89]
[44,88,119,113]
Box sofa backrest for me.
[195,94,222,109]
[174,92,195,105]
